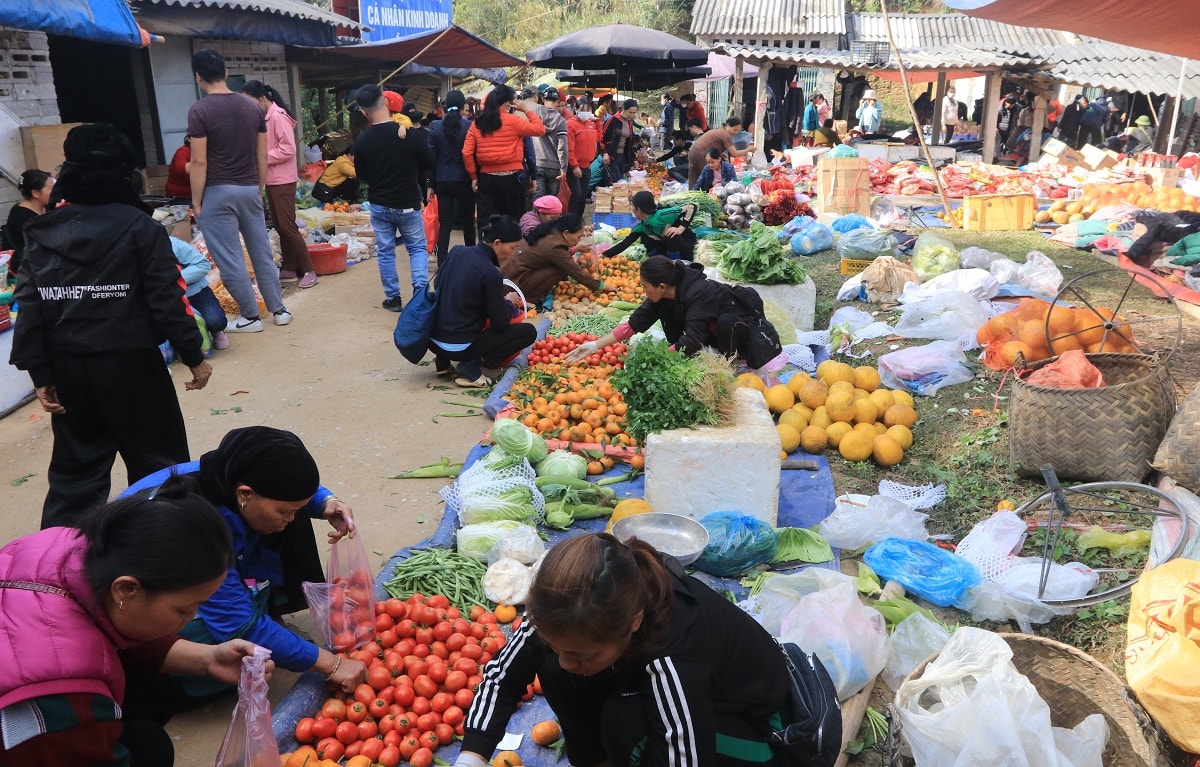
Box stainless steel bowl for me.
[611,513,710,566]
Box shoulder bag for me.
[393,275,439,365]
[767,640,842,767]
[728,285,784,370]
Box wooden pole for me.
[731,56,745,122]
[754,61,769,164]
[981,73,1002,164]
[878,0,954,223]
[932,71,948,145]
[1168,58,1187,153]
[1028,94,1046,162]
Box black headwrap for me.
[52,123,150,213]
[198,427,320,510]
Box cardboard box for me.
[961,194,1036,231]
[1041,137,1085,169]
[20,123,85,174]
[1079,144,1119,171]
[833,119,848,136]
[815,156,871,216]
[1142,167,1181,189]
[166,219,192,242]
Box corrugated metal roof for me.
[848,13,1069,49]
[690,0,845,38]
[714,42,1029,72]
[140,0,361,29]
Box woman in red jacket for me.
[566,111,600,216]
[463,85,546,224]
[164,137,191,200]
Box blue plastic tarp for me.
[0,1,142,47]
[273,442,838,757]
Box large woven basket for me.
[889,633,1169,767]
[1151,380,1200,493]
[1010,353,1175,482]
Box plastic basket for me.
[308,243,348,275]
[593,212,638,230]
[840,257,874,275]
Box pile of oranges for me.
[323,202,359,213]
[554,254,645,306]
[1035,182,1199,225]
[977,298,1136,369]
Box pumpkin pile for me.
[977,298,1136,369]
[738,361,917,467]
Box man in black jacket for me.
[354,84,434,311]
[10,123,212,529]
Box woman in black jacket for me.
[429,90,477,263]
[428,215,537,387]
[9,123,212,529]
[456,533,793,767]
[600,99,640,182]
[567,256,778,363]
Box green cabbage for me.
[535,450,588,481]
[480,446,525,471]
[457,520,529,561]
[459,484,538,525]
[491,418,547,462]
[771,527,833,564]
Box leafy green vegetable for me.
[871,596,941,630]
[490,419,548,462]
[456,520,529,561]
[611,339,726,440]
[660,191,722,223]
[459,484,539,525]
[535,450,588,481]
[856,562,882,596]
[716,221,807,285]
[772,528,834,564]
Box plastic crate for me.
[840,257,874,275]
[850,41,890,65]
[308,243,348,275]
[961,194,1036,231]
[593,212,638,230]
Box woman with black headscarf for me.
[9,123,213,531]
[122,426,368,697]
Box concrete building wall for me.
[0,27,61,208]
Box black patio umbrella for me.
[527,24,709,72]
[557,67,712,91]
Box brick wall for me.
[0,27,60,209]
[194,38,290,96]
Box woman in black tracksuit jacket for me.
[457,533,792,767]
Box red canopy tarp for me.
[291,24,522,75]
[944,0,1200,60]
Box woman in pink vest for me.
[0,477,265,765]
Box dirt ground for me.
[0,243,485,762]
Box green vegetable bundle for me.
[383,547,491,613]
[660,191,722,224]
[547,314,619,338]
[716,221,807,285]
[772,528,833,564]
[612,340,734,440]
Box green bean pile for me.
[547,314,619,338]
[382,547,492,614]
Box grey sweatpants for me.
[197,183,285,319]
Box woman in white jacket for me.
[856,90,883,134]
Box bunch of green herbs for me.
[612,340,734,441]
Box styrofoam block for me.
[705,267,816,332]
[644,388,782,526]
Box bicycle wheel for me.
[1015,481,1188,607]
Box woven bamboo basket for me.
[889,633,1170,767]
[1010,353,1175,482]
[1151,381,1200,493]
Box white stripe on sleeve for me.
[648,657,698,767]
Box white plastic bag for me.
[1005,558,1098,602]
[1017,251,1064,296]
[882,611,952,692]
[818,494,928,551]
[895,627,1108,767]
[214,646,279,767]
[989,257,1023,285]
[898,268,1000,302]
[779,580,889,700]
[487,524,546,565]
[756,568,858,637]
[893,292,990,348]
[960,246,1006,270]
[878,340,976,396]
[955,511,1029,584]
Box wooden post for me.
[879,0,954,221]
[731,56,745,122]
[754,61,770,163]
[932,71,948,145]
[317,87,328,130]
[981,72,1002,164]
[1028,94,1047,162]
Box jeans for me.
[197,184,285,318]
[534,169,561,200]
[369,203,429,300]
[434,181,476,261]
[188,286,228,333]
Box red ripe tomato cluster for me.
[295,594,512,767]
[328,568,377,652]
[528,333,628,368]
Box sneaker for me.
[382,296,403,312]
[273,309,293,326]
[278,269,299,283]
[227,316,263,333]
[298,272,319,289]
[455,374,494,389]
[213,331,230,350]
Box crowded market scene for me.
[3,0,1200,765]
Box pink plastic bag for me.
[214,646,279,767]
[302,532,377,651]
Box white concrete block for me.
[705,266,816,332]
[644,387,782,527]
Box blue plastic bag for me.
[791,223,834,256]
[863,538,981,607]
[695,512,779,576]
[829,144,860,158]
[780,215,816,240]
[831,214,873,234]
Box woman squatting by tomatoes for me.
[456,533,793,767]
